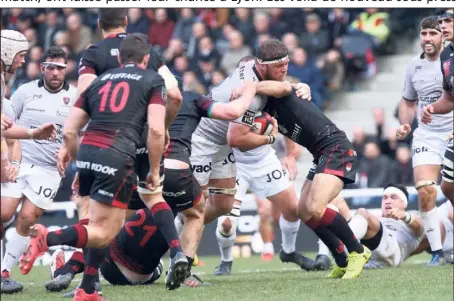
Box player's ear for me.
[143,54,150,68]
[40,63,45,74]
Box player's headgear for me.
[1,30,29,72]
[383,183,409,207]
[256,39,289,65]
[420,16,441,32]
[437,9,454,20]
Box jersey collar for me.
[252,65,264,82]
[38,79,70,93]
[105,32,128,39]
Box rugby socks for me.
[263,242,275,255]
[319,207,364,254]
[306,221,347,268]
[174,213,184,237]
[216,215,238,262]
[1,232,29,272]
[348,214,368,240]
[421,208,443,253]
[80,247,108,294]
[317,239,330,257]
[46,224,88,248]
[279,216,299,254]
[55,251,84,278]
[150,202,183,258]
[1,216,16,240]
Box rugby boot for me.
[261,252,274,262]
[50,249,66,279]
[327,265,347,279]
[183,274,211,288]
[279,249,315,271]
[213,260,232,276]
[165,252,188,290]
[149,260,164,283]
[1,270,23,294]
[426,251,446,267]
[342,245,371,279]
[73,288,106,301]
[45,273,75,292]
[64,282,102,298]
[19,224,49,275]
[313,254,332,271]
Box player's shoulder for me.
[15,79,41,93]
[66,83,78,96]
[146,47,165,71]
[440,43,453,59]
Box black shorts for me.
[164,141,191,165]
[100,254,159,286]
[306,140,358,185]
[76,145,135,209]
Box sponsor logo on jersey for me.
[110,48,119,56]
[33,94,42,99]
[241,110,255,126]
[291,124,302,142]
[191,163,212,173]
[345,162,352,172]
[163,190,187,197]
[412,146,429,155]
[76,160,118,175]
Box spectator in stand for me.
[28,46,43,63]
[231,8,255,43]
[327,8,351,49]
[11,61,40,92]
[215,23,235,55]
[148,8,175,50]
[196,55,217,89]
[172,8,198,48]
[126,8,150,36]
[282,32,299,52]
[65,12,94,56]
[183,71,206,94]
[359,138,392,188]
[162,38,185,66]
[171,55,189,79]
[252,11,271,50]
[350,8,390,49]
[316,49,345,92]
[373,107,397,159]
[53,30,69,49]
[209,69,226,91]
[192,36,221,68]
[17,14,32,34]
[23,28,38,48]
[220,30,252,74]
[187,22,208,59]
[268,8,289,39]
[38,9,60,51]
[352,127,367,160]
[299,13,331,59]
[389,144,414,186]
[287,47,325,110]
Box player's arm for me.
[227,118,278,152]
[397,61,418,139]
[430,89,454,114]
[64,96,90,161]
[158,65,183,129]
[77,46,100,98]
[387,209,424,237]
[282,137,300,180]
[6,138,21,182]
[398,98,417,125]
[255,80,292,98]
[147,82,167,177]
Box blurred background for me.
[1,8,448,256]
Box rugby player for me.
[396,16,451,265]
[55,8,183,295]
[264,90,371,279]
[19,34,169,301]
[1,47,77,294]
[422,9,454,207]
[46,85,258,291]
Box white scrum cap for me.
[1,30,29,72]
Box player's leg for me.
[255,196,275,261]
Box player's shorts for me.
[128,167,202,213]
[1,162,61,210]
[234,153,291,200]
[190,133,236,186]
[306,140,358,185]
[412,128,450,168]
[442,136,454,183]
[76,145,135,209]
[100,254,159,286]
[362,223,401,268]
[135,154,165,195]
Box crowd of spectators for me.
[2,8,432,111]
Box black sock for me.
[306,219,347,268]
[150,202,183,258]
[80,247,108,294]
[55,251,84,278]
[431,249,444,257]
[320,208,364,254]
[46,224,87,248]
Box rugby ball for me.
[251,112,274,135]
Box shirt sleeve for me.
[402,60,418,102]
[441,60,451,92]
[73,90,90,113]
[78,45,101,76]
[195,94,215,117]
[148,75,167,106]
[9,83,28,120]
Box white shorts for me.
[234,154,291,200]
[189,133,236,187]
[1,162,61,210]
[367,225,402,268]
[412,128,450,168]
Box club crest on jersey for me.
[345,163,352,172]
[63,97,70,105]
[347,149,356,157]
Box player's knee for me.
[217,215,237,237]
[16,211,39,234]
[307,202,326,221]
[0,205,15,223]
[74,196,90,219]
[417,183,437,203]
[355,208,369,219]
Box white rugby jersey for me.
[403,53,453,132]
[11,79,77,169]
[2,97,16,122]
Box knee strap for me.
[208,187,237,196]
[416,180,437,191]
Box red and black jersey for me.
[78,33,164,77]
[440,43,454,97]
[74,64,167,159]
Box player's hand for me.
[33,123,57,140]
[6,164,20,182]
[146,170,161,191]
[71,172,79,195]
[1,114,13,131]
[57,147,71,177]
[292,83,312,101]
[421,105,434,124]
[396,124,411,140]
[386,208,405,221]
[270,117,279,138]
[282,156,298,180]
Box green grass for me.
[2,254,453,301]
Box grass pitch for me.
[2,254,453,301]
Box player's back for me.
[79,33,164,77]
[440,43,454,97]
[79,64,165,158]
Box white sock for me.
[174,213,184,237]
[1,231,29,272]
[421,207,443,251]
[317,239,330,256]
[216,228,235,262]
[348,214,368,240]
[263,242,274,254]
[279,215,299,254]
